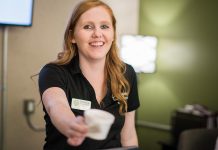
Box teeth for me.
[90,42,104,47]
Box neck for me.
[79,57,106,78]
[79,57,107,103]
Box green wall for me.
[137,0,218,150]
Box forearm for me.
[121,128,138,147]
[121,111,139,147]
[44,94,88,146]
[42,87,87,139]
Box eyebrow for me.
[101,21,112,26]
[80,21,112,26]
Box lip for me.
[89,41,105,47]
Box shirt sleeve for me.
[125,64,140,112]
[38,64,67,97]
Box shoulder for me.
[38,63,69,96]
[39,63,69,79]
[125,63,135,73]
[124,63,140,111]
[124,63,137,81]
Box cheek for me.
[73,30,89,43]
[111,31,115,41]
[107,32,114,42]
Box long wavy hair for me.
[52,0,130,114]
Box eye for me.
[83,25,93,29]
[101,25,109,29]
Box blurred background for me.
[0,0,217,150]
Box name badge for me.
[71,98,91,110]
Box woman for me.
[38,0,140,149]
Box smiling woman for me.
[38,0,140,150]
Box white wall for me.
[102,0,139,41]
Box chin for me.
[90,52,108,59]
[89,55,107,61]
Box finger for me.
[67,136,85,146]
[66,127,88,138]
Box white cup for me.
[84,109,115,140]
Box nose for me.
[92,28,102,38]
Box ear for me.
[71,38,76,43]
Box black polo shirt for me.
[38,56,140,150]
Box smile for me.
[89,41,104,47]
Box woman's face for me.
[72,6,114,62]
